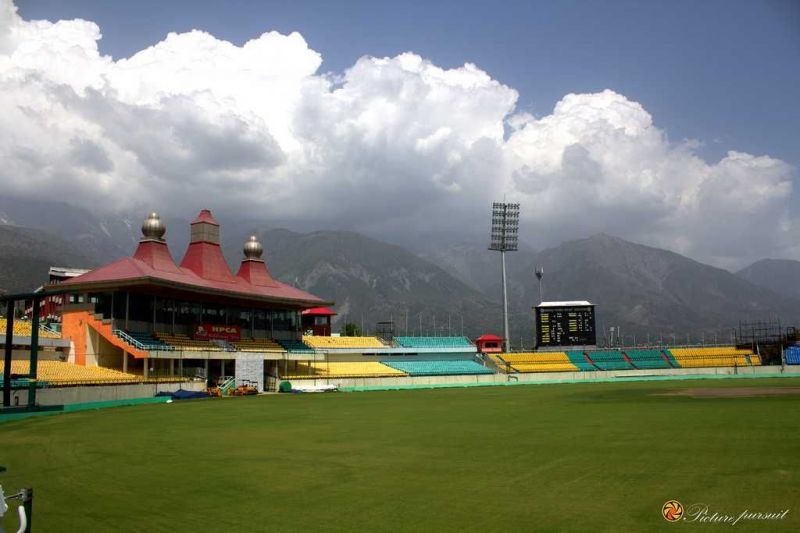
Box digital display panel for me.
[535,305,596,347]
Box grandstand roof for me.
[44,210,331,308]
[537,301,593,307]
[48,267,90,278]
[302,307,336,316]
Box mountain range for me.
[1,196,799,347]
[736,259,800,301]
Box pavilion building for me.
[49,210,332,386]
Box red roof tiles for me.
[52,210,329,308]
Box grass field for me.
[2,377,799,532]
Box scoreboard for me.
[535,302,596,347]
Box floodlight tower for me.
[489,202,520,352]
[535,266,544,304]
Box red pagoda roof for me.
[476,334,503,342]
[47,210,330,308]
[301,307,337,316]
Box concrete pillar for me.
[221,359,225,377]
[29,296,41,407]
[144,358,149,379]
[169,359,174,377]
[3,299,15,407]
[123,351,128,373]
[178,357,183,377]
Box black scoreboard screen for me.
[535,304,596,347]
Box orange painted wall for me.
[61,308,147,366]
[62,308,89,365]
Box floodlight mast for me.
[535,266,544,304]
[489,202,520,352]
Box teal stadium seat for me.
[565,351,597,371]
[125,331,170,350]
[393,337,474,349]
[623,349,671,369]
[663,350,679,367]
[585,351,632,371]
[278,339,315,353]
[381,360,493,376]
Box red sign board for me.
[193,324,241,341]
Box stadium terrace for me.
[2,209,800,410]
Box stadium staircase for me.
[584,350,632,371]
[565,351,597,371]
[622,349,672,370]
[218,376,236,395]
[485,354,510,373]
[39,323,61,337]
[84,313,147,359]
[115,330,172,351]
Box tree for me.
[342,322,361,336]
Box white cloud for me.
[504,90,795,266]
[0,0,795,268]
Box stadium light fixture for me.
[535,266,544,304]
[488,202,520,352]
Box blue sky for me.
[18,0,800,166]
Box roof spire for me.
[243,235,263,260]
[141,212,166,241]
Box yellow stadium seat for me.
[302,336,386,349]
[232,338,284,352]
[493,352,579,373]
[0,318,61,340]
[669,347,756,368]
[281,361,405,379]
[0,360,183,385]
[154,332,223,351]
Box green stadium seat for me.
[623,349,670,369]
[381,360,493,376]
[565,351,597,371]
[393,337,474,349]
[584,351,632,371]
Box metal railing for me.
[112,329,175,351]
[39,323,60,335]
[218,376,236,395]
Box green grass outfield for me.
[1,377,799,532]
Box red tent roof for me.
[301,307,337,316]
[191,209,219,226]
[476,334,503,342]
[180,241,238,282]
[50,211,330,308]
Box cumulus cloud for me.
[503,90,795,266]
[0,0,795,268]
